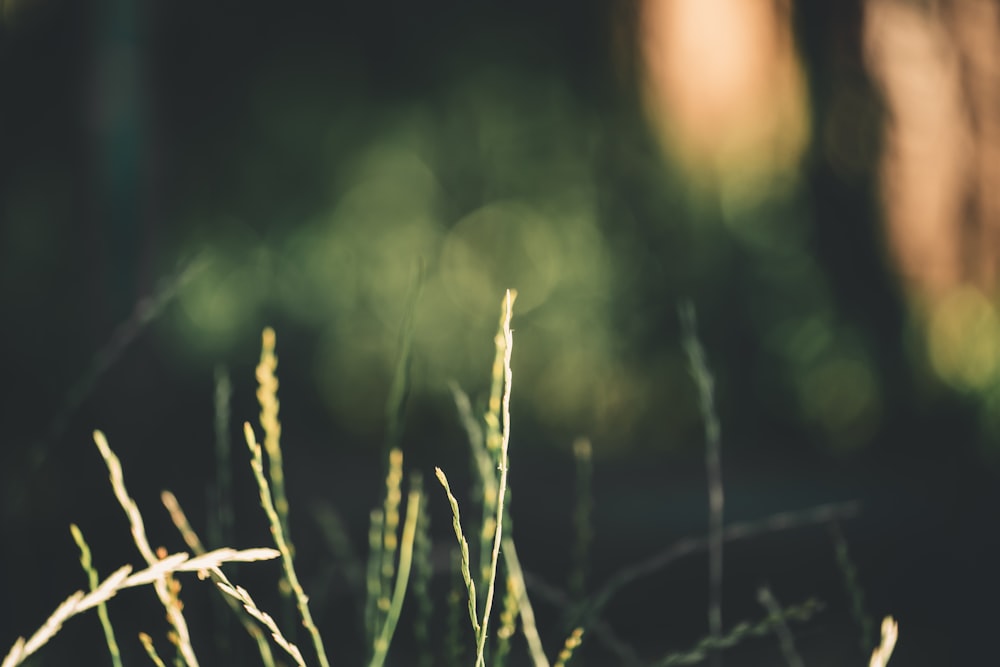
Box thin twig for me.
[571,500,861,635]
[756,586,805,667]
[520,571,642,666]
[652,599,824,667]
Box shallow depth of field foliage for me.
[4,292,897,667]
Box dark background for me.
[2,1,998,665]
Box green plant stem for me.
[435,467,480,637]
[500,536,550,667]
[69,524,122,667]
[654,599,823,667]
[161,491,276,667]
[756,586,804,667]
[243,423,330,667]
[369,489,422,667]
[679,302,724,656]
[475,289,516,667]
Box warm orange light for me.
[638,0,810,190]
[864,0,1000,389]
[864,0,1000,302]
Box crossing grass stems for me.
[3,291,898,667]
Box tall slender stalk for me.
[243,423,330,667]
[475,289,517,667]
[69,524,122,667]
[679,302,724,663]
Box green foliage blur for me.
[3,0,991,464]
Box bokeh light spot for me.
[928,287,1000,391]
[440,200,560,315]
[800,355,881,451]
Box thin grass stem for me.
[493,575,519,667]
[138,633,168,667]
[446,548,466,667]
[552,628,584,667]
[243,422,330,667]
[379,449,404,626]
[209,365,238,661]
[450,380,497,610]
[210,365,234,552]
[366,508,386,646]
[23,254,207,482]
[653,599,824,667]
[312,502,365,617]
[383,260,423,460]
[161,491,277,667]
[756,586,804,667]
[570,437,593,604]
[92,430,200,667]
[520,571,641,665]
[409,473,435,667]
[369,488,423,667]
[830,523,873,652]
[679,302,724,661]
[69,524,122,667]
[475,289,517,667]
[571,500,861,636]
[256,328,290,545]
[214,570,307,667]
[2,548,279,667]
[480,288,509,608]
[435,467,480,637]
[499,537,550,667]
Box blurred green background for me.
[2,1,998,665]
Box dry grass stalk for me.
[256,328,291,545]
[552,628,584,667]
[868,616,898,667]
[161,490,278,667]
[379,448,405,616]
[138,632,168,667]
[450,382,549,667]
[244,422,331,667]
[498,537,549,667]
[435,466,481,637]
[493,575,520,666]
[214,570,307,667]
[93,429,200,666]
[366,507,387,643]
[437,290,518,667]
[2,547,279,667]
[476,289,516,667]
